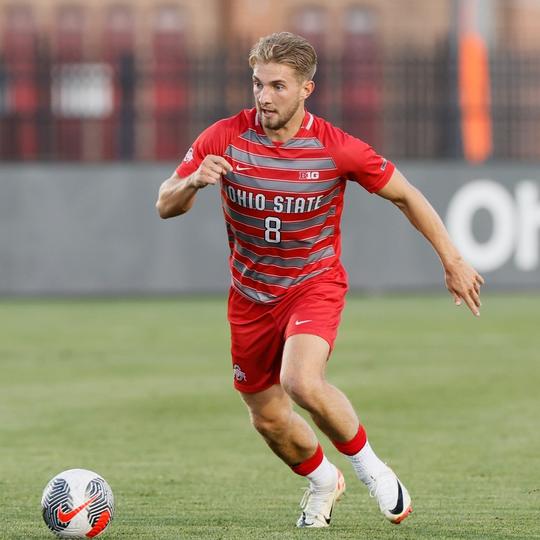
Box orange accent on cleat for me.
[391,505,413,524]
[336,469,346,493]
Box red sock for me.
[291,444,324,476]
[332,425,367,456]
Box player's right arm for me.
[156,155,232,219]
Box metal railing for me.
[0,46,539,162]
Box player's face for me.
[252,62,313,131]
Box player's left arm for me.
[376,168,485,316]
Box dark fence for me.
[0,44,539,162]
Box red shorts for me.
[227,266,348,394]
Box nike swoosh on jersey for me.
[295,319,313,326]
[235,165,252,171]
[57,495,97,523]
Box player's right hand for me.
[189,155,232,189]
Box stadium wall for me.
[1,163,539,295]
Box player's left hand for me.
[444,260,485,316]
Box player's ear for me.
[301,80,315,100]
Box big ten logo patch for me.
[299,171,320,180]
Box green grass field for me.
[1,294,539,539]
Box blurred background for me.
[2,5,539,539]
[0,0,539,295]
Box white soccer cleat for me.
[367,467,412,524]
[296,468,346,528]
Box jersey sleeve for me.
[175,118,235,178]
[331,129,395,193]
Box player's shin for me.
[291,444,337,490]
[332,425,387,484]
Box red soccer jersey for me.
[176,108,394,304]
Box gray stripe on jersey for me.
[235,243,335,269]
[225,146,336,170]
[239,129,324,149]
[224,171,341,194]
[230,224,335,249]
[282,138,324,149]
[225,205,334,232]
[320,187,341,206]
[233,259,328,288]
[239,130,273,147]
[233,279,277,303]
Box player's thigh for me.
[280,333,330,392]
[240,384,292,423]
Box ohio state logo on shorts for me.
[233,364,247,382]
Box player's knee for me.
[281,374,324,410]
[249,409,290,440]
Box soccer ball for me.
[41,469,114,538]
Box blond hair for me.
[248,32,317,81]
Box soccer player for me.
[156,32,484,528]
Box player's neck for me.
[263,106,305,143]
